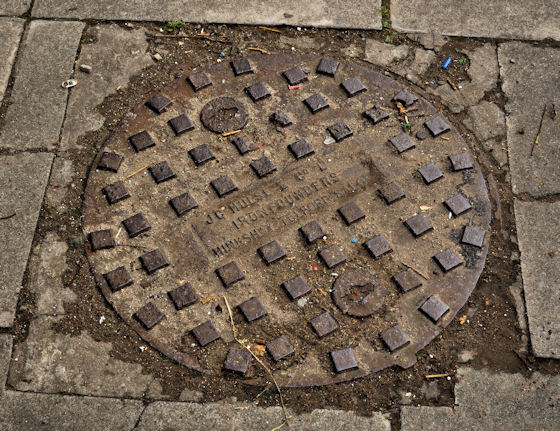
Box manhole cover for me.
[83,54,490,387]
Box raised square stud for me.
[211,175,238,197]
[288,139,314,160]
[282,66,307,85]
[299,220,325,244]
[216,261,245,288]
[316,58,339,76]
[266,335,294,361]
[103,181,130,205]
[420,296,450,323]
[192,321,220,346]
[310,312,338,338]
[250,156,277,178]
[433,248,463,272]
[338,201,365,225]
[378,182,405,205]
[238,297,267,322]
[282,275,310,300]
[318,245,346,269]
[418,163,444,184]
[380,325,410,352]
[103,266,133,292]
[187,72,212,91]
[168,114,194,135]
[129,131,155,152]
[390,133,415,153]
[330,348,358,372]
[340,77,366,97]
[134,302,164,329]
[231,136,254,155]
[189,144,215,166]
[363,235,392,259]
[364,106,389,124]
[89,229,115,251]
[271,110,292,127]
[304,93,329,114]
[327,122,353,142]
[97,152,123,173]
[231,58,253,76]
[424,116,450,136]
[404,214,433,237]
[168,284,198,310]
[392,268,423,292]
[461,226,486,248]
[393,89,417,107]
[169,192,198,216]
[258,240,286,264]
[449,152,473,171]
[245,82,271,102]
[146,93,171,114]
[122,213,151,238]
[139,249,169,274]
[150,161,176,183]
[444,194,472,216]
[224,349,251,375]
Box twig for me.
[447,78,458,91]
[425,372,452,379]
[202,293,217,305]
[0,212,16,220]
[259,26,282,33]
[248,47,271,54]
[223,295,290,429]
[401,261,430,280]
[222,129,242,137]
[531,104,554,156]
[124,165,149,180]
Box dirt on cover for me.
[10,21,560,426]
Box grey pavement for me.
[0,152,54,328]
[0,335,12,397]
[0,1,31,16]
[392,0,560,41]
[401,367,560,430]
[499,42,560,197]
[137,402,391,431]
[515,201,560,359]
[31,0,382,29]
[0,20,84,151]
[0,18,24,102]
[0,391,144,431]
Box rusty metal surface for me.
[83,54,491,387]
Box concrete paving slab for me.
[0,1,31,16]
[401,367,560,430]
[499,42,560,197]
[9,315,165,399]
[0,152,54,328]
[515,201,560,358]
[60,24,152,152]
[137,401,391,431]
[32,0,382,29]
[0,20,84,151]
[391,0,560,41]
[0,334,13,396]
[0,391,144,431]
[0,18,24,103]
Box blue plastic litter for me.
[220,52,225,57]
[430,80,435,85]
[442,56,451,70]
[351,237,356,243]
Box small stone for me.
[458,350,476,363]
[79,64,92,73]
[153,53,163,62]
